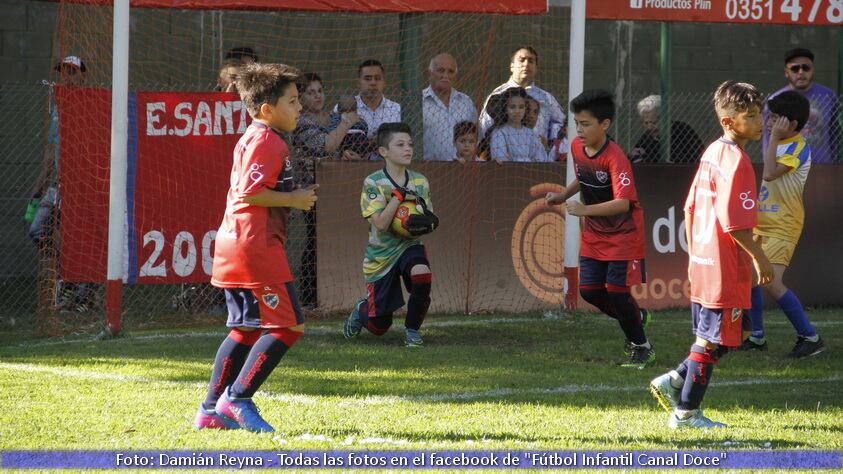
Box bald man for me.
[422,53,478,161]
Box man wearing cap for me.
[28,55,92,312]
[764,48,841,164]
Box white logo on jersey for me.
[739,191,756,210]
[691,208,716,245]
[618,172,631,187]
[249,163,264,182]
[596,171,608,183]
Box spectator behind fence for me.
[28,55,94,313]
[292,73,367,309]
[214,60,241,93]
[340,59,401,160]
[479,46,565,146]
[629,95,704,164]
[225,46,258,64]
[453,121,481,163]
[764,48,841,164]
[487,87,546,163]
[422,53,478,161]
[293,72,365,161]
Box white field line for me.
[1,362,840,405]
[10,315,843,349]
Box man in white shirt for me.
[479,46,565,145]
[421,53,478,161]
[354,59,401,160]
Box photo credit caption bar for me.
[1,450,840,469]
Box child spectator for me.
[453,121,480,163]
[545,89,654,369]
[194,63,318,433]
[742,90,824,357]
[343,123,439,346]
[649,81,773,429]
[488,87,546,163]
[329,95,369,158]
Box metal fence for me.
[1,80,840,336]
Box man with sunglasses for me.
[763,48,841,164]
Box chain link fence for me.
[2,76,841,337]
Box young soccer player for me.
[545,89,654,369]
[343,122,439,346]
[649,81,774,429]
[453,121,480,163]
[193,63,318,433]
[741,91,824,357]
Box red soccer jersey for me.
[571,137,646,261]
[684,137,758,309]
[212,122,295,288]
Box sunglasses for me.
[788,64,812,73]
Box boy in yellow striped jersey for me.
[741,91,824,358]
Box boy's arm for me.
[368,197,402,232]
[729,228,773,285]
[569,198,629,217]
[243,184,319,210]
[762,116,796,182]
[545,179,580,205]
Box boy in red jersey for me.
[193,63,318,433]
[649,81,773,429]
[546,89,654,369]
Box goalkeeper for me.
[342,122,439,347]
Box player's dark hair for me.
[377,122,412,149]
[767,91,810,132]
[358,59,385,77]
[712,80,762,116]
[570,89,615,123]
[453,121,478,142]
[236,62,300,117]
[511,45,539,63]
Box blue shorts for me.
[691,303,743,347]
[579,256,646,288]
[364,245,429,318]
[225,282,304,329]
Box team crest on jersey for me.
[731,308,743,322]
[596,171,609,183]
[263,293,280,309]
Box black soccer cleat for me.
[788,336,825,358]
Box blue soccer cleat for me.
[405,328,423,347]
[193,405,240,430]
[214,387,274,433]
[668,409,727,429]
[343,299,365,339]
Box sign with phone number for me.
[586,0,843,26]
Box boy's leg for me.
[607,260,654,368]
[348,268,403,337]
[216,283,305,432]
[399,246,432,346]
[670,304,739,428]
[195,289,262,430]
[578,257,619,319]
[743,286,767,346]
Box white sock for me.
[668,370,684,388]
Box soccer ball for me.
[391,200,424,239]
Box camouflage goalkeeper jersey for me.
[360,168,433,282]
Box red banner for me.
[133,92,245,283]
[587,0,843,26]
[58,87,245,284]
[62,0,547,14]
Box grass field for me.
[1,308,841,456]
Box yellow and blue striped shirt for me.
[755,134,811,243]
